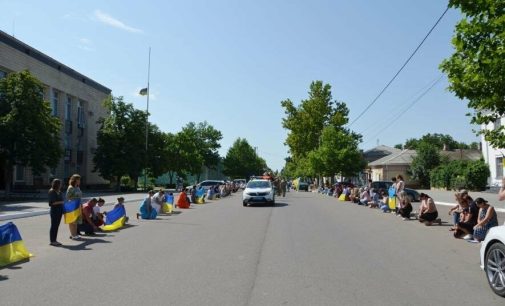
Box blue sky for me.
[1,0,478,171]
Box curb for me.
[0,198,145,222]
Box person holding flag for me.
[65,174,83,240]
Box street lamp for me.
[139,47,151,191]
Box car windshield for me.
[247,181,271,189]
[200,181,220,186]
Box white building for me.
[481,119,505,188]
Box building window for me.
[65,95,72,120]
[77,100,85,128]
[15,165,24,182]
[0,70,6,79]
[496,157,503,179]
[51,89,59,117]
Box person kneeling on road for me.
[418,193,441,226]
[398,191,413,220]
[78,198,101,236]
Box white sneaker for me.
[463,234,473,240]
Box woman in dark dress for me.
[48,179,64,246]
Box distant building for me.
[481,119,505,188]
[368,148,482,187]
[0,30,111,189]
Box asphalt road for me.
[1,191,504,305]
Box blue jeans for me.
[452,212,460,226]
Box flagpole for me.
[144,47,151,191]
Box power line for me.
[349,6,450,127]
[358,77,437,136]
[361,75,444,146]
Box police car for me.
[242,178,275,206]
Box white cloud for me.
[94,9,143,34]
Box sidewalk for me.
[418,189,505,213]
[0,192,149,221]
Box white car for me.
[242,179,275,206]
[480,225,505,297]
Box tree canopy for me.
[0,70,62,193]
[402,133,477,150]
[223,138,268,179]
[281,81,365,179]
[440,0,505,148]
[409,142,441,188]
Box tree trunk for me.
[168,172,174,185]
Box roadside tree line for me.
[0,71,269,193]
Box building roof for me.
[440,149,482,161]
[0,30,111,94]
[363,145,402,163]
[368,149,417,167]
[368,149,482,167]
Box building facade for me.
[0,30,111,188]
[481,119,505,188]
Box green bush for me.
[430,159,489,191]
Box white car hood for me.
[245,188,272,193]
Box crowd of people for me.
[317,174,501,242]
[48,174,130,245]
[47,174,239,246]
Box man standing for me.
[281,179,287,197]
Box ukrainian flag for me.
[195,189,205,204]
[102,206,126,231]
[0,222,32,267]
[165,194,174,204]
[63,198,81,224]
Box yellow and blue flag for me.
[196,188,205,204]
[0,222,32,267]
[165,194,174,204]
[102,206,126,231]
[63,198,81,224]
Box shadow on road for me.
[246,202,289,208]
[60,238,111,251]
[0,275,8,281]
[0,258,30,271]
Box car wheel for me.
[243,201,247,207]
[408,194,414,202]
[485,242,505,297]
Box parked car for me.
[298,181,309,191]
[480,225,505,297]
[197,180,225,191]
[369,181,420,202]
[242,179,275,206]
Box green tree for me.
[440,0,505,148]
[94,96,148,190]
[404,133,461,150]
[0,71,62,194]
[307,126,366,177]
[178,121,223,182]
[281,81,361,177]
[223,138,268,179]
[281,81,350,160]
[410,142,441,188]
